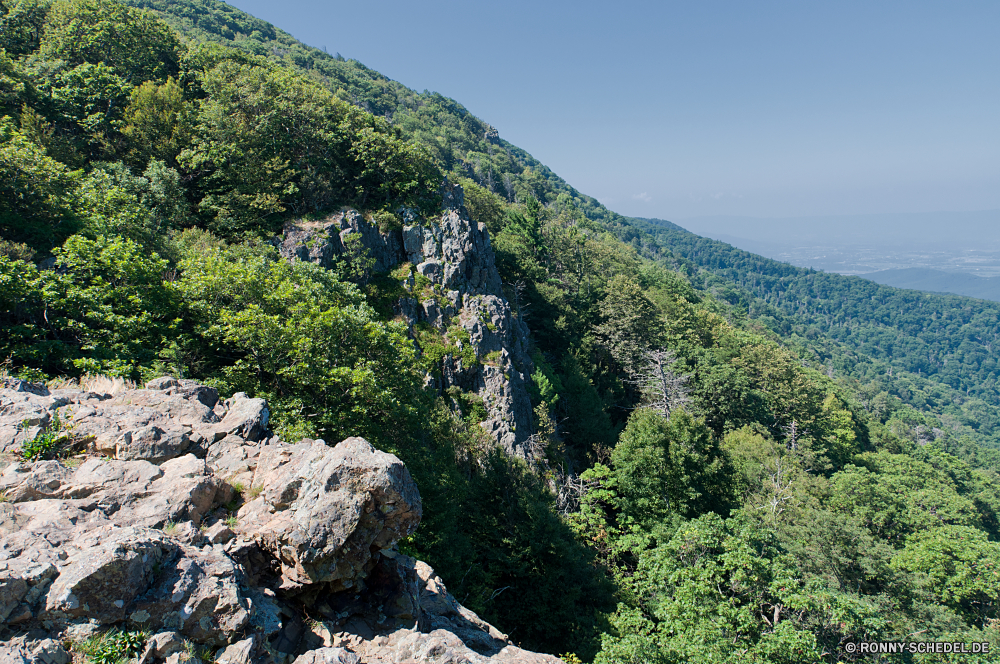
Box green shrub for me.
[20,414,70,461]
[390,262,414,282]
[371,209,402,233]
[76,628,147,664]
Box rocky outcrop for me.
[0,376,270,459]
[0,378,563,664]
[278,183,536,456]
[278,209,404,276]
[238,438,421,591]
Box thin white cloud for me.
[633,192,652,202]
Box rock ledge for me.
[0,377,562,664]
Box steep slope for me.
[277,184,536,456]
[124,0,1000,453]
[4,1,1000,660]
[121,0,620,223]
[0,2,617,654]
[619,217,1000,447]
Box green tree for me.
[891,525,1000,627]
[39,0,180,83]
[612,408,731,530]
[121,76,192,168]
[597,513,839,664]
[176,242,420,442]
[0,117,82,253]
[505,195,545,258]
[0,0,50,56]
[595,274,662,378]
[180,54,440,235]
[817,392,862,467]
[0,48,28,116]
[829,452,982,546]
[0,235,179,378]
[45,61,132,159]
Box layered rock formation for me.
[0,378,562,664]
[278,183,535,456]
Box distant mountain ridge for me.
[861,267,1000,303]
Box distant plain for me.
[678,210,1000,300]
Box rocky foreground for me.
[0,376,563,664]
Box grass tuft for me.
[74,628,147,664]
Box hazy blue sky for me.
[228,0,999,221]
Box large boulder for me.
[218,393,270,442]
[113,425,191,463]
[36,524,249,645]
[130,542,250,646]
[238,438,421,591]
[42,526,173,622]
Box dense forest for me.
[613,219,1000,460]
[1,1,999,662]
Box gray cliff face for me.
[278,209,403,276]
[278,183,535,457]
[0,378,562,664]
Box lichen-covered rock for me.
[206,433,261,487]
[0,557,57,623]
[0,638,70,664]
[351,627,564,664]
[27,639,70,664]
[0,381,70,454]
[146,631,188,658]
[402,213,501,297]
[219,393,270,442]
[130,542,249,645]
[42,526,172,622]
[238,438,421,590]
[114,424,191,463]
[0,455,229,528]
[395,186,535,455]
[216,636,258,664]
[292,648,359,664]
[0,375,226,458]
[279,210,404,275]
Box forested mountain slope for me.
[619,217,1000,449]
[2,1,999,662]
[122,0,1000,454]
[121,0,636,223]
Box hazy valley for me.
[679,212,1000,301]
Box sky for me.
[226,0,1000,223]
